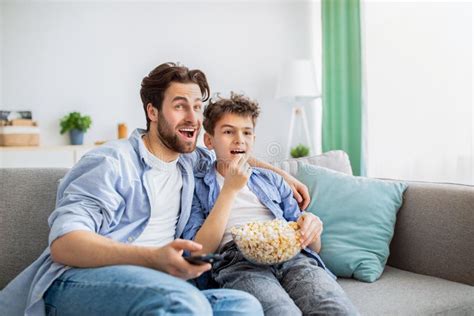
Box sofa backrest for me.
[0,150,353,289]
[0,168,68,289]
[388,181,474,286]
[274,152,474,285]
[2,153,473,289]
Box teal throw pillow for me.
[296,164,407,282]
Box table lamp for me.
[275,59,321,158]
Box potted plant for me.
[60,112,92,145]
[290,144,310,158]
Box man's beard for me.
[155,111,199,154]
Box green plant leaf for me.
[290,144,310,158]
[59,111,92,134]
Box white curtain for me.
[309,0,323,156]
[362,1,473,185]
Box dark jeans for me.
[212,242,359,316]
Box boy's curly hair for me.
[203,92,260,135]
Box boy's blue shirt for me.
[182,163,336,288]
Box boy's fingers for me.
[304,231,318,247]
[245,163,252,176]
[299,216,311,236]
[244,151,251,162]
[229,155,240,166]
[301,222,316,246]
[237,152,250,169]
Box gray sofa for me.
[1,162,473,315]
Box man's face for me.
[205,113,255,165]
[155,82,203,154]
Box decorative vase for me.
[69,129,84,145]
[118,123,128,139]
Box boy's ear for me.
[203,132,214,150]
[146,103,158,122]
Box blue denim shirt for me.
[0,128,214,316]
[182,164,336,287]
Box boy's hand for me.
[223,153,252,193]
[297,212,323,248]
[148,239,211,280]
[284,174,311,210]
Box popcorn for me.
[231,219,302,265]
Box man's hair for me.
[203,92,260,135]
[140,62,210,130]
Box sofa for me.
[1,152,473,315]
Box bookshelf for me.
[0,145,96,168]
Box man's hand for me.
[297,212,323,249]
[50,231,211,275]
[148,239,211,280]
[246,156,310,209]
[284,174,311,210]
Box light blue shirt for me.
[182,164,336,287]
[0,128,214,316]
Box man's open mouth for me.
[178,128,196,139]
[230,150,246,155]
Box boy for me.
[183,93,358,315]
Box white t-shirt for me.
[215,170,274,250]
[133,150,182,247]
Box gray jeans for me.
[212,242,359,316]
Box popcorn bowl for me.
[230,219,303,265]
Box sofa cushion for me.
[339,266,474,315]
[0,168,68,289]
[296,164,407,282]
[388,181,474,286]
[270,150,352,176]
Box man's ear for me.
[146,103,158,122]
[204,132,214,150]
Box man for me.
[0,63,310,315]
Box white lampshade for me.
[275,59,320,101]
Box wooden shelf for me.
[0,145,97,168]
[0,145,96,151]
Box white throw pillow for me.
[271,150,353,176]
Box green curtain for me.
[321,0,363,176]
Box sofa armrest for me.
[387,181,474,285]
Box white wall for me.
[0,4,3,105]
[363,1,473,184]
[1,1,319,161]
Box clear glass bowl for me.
[231,219,302,265]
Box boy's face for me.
[204,113,255,165]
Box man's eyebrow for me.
[172,96,203,103]
[171,96,189,103]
